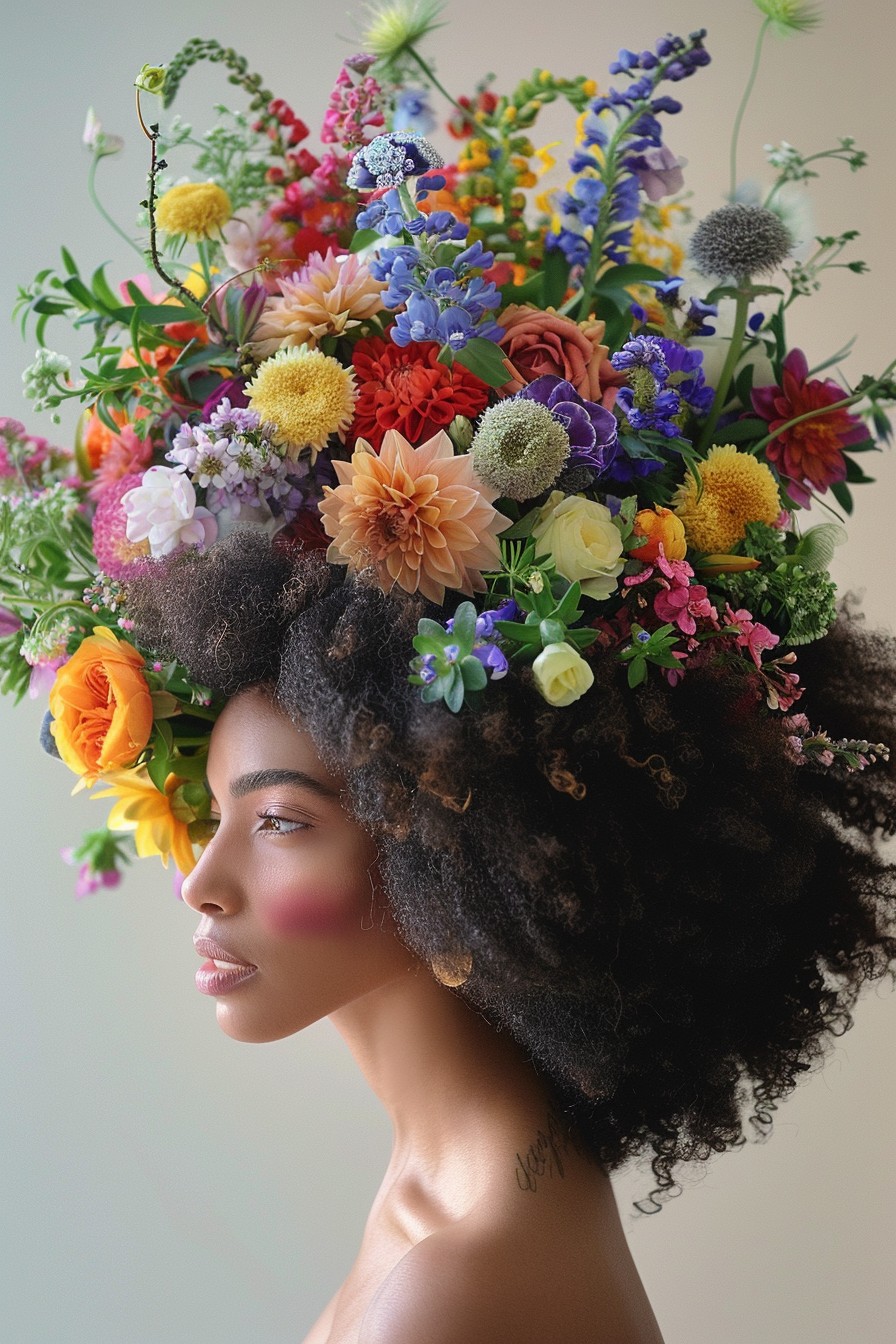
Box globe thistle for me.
[470,399,570,501]
[690,203,793,280]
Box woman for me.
[129,528,896,1344]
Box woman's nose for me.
[180,837,242,915]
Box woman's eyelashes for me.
[256,812,310,835]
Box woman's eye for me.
[257,813,308,835]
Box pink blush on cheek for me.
[259,889,361,938]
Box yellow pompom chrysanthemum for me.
[155,181,232,240]
[246,346,356,460]
[672,443,781,554]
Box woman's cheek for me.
[258,884,365,937]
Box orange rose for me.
[629,507,688,563]
[497,305,609,402]
[49,627,153,785]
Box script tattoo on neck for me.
[514,1110,577,1193]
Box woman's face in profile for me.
[181,688,415,1042]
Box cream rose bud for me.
[532,642,595,707]
[532,491,625,599]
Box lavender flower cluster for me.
[168,400,310,523]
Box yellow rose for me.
[532,642,595,707]
[531,491,625,599]
[629,506,687,563]
[49,627,153,786]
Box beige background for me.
[1,1,893,1340]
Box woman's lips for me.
[193,934,257,996]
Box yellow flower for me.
[246,346,356,461]
[156,182,232,241]
[672,443,781,554]
[532,491,625,600]
[93,768,200,873]
[532,642,594,708]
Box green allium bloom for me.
[134,64,166,96]
[690,203,793,280]
[362,0,445,66]
[471,399,570,501]
[752,0,822,36]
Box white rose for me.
[532,642,595,707]
[122,465,218,557]
[531,491,624,600]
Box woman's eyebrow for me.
[229,768,340,801]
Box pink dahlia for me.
[319,429,511,603]
[91,473,152,579]
[751,348,868,508]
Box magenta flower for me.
[751,349,868,508]
[724,604,780,669]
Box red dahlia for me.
[349,337,491,451]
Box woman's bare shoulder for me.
[358,1219,665,1344]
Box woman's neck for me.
[328,963,594,1224]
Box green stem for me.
[697,286,751,453]
[87,156,145,258]
[397,180,423,222]
[748,358,896,456]
[406,46,499,145]
[729,17,771,200]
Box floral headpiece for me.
[2,1,891,894]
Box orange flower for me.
[629,507,687,563]
[49,627,153,786]
[497,305,609,402]
[252,250,386,358]
[319,429,511,603]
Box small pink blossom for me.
[221,205,296,293]
[87,424,153,499]
[122,465,218,558]
[724,603,780,669]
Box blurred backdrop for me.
[1,1,893,1340]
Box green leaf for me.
[592,294,630,352]
[793,522,847,572]
[450,601,477,649]
[829,480,854,515]
[538,618,565,646]
[627,657,647,688]
[554,581,583,624]
[454,337,510,388]
[145,748,172,793]
[497,272,545,308]
[444,667,465,713]
[494,619,542,646]
[844,456,875,485]
[541,247,571,309]
[60,247,79,277]
[595,262,667,291]
[349,228,381,253]
[90,264,122,313]
[499,509,539,540]
[716,417,767,444]
[417,617,447,640]
[460,655,488,691]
